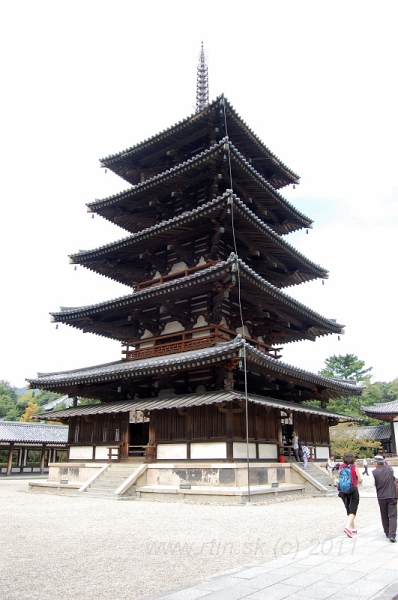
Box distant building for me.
[0,421,68,475]
[42,395,77,412]
[361,401,398,455]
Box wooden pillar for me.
[6,446,14,476]
[146,413,156,462]
[23,449,28,472]
[391,421,397,455]
[120,414,129,459]
[225,409,234,462]
[40,447,46,474]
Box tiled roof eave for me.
[34,390,356,423]
[51,255,342,333]
[70,192,327,278]
[0,422,68,443]
[100,96,300,184]
[361,400,398,415]
[90,139,310,227]
[26,338,361,396]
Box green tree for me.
[385,378,398,402]
[320,354,372,382]
[330,423,380,459]
[0,380,19,420]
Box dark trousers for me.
[293,448,300,462]
[378,498,397,537]
[340,488,360,516]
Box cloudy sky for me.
[1,1,397,388]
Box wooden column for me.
[391,421,397,455]
[40,447,46,473]
[120,414,129,459]
[6,446,14,476]
[146,413,156,462]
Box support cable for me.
[222,96,251,502]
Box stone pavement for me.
[142,521,398,600]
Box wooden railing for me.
[122,325,282,361]
[128,445,148,457]
[106,445,122,461]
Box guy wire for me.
[222,97,251,502]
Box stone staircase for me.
[292,462,337,495]
[80,462,145,499]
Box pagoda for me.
[28,47,361,475]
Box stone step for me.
[80,463,145,498]
[88,482,121,489]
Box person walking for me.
[372,455,397,543]
[289,431,300,462]
[338,452,362,538]
[326,455,337,486]
[301,444,310,470]
[362,457,369,476]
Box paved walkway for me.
[143,521,398,600]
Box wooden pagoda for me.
[28,53,362,469]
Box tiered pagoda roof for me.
[90,139,311,235]
[28,85,359,412]
[100,96,300,189]
[28,336,362,403]
[53,254,341,345]
[72,192,326,289]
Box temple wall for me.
[145,462,291,487]
[64,405,330,463]
[47,462,105,483]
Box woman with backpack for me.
[338,452,363,538]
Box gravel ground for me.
[0,478,382,600]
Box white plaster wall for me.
[69,446,93,460]
[163,321,184,334]
[190,442,227,459]
[157,443,187,460]
[169,261,188,273]
[193,315,208,329]
[140,329,153,339]
[315,447,329,459]
[233,442,256,459]
[258,444,278,459]
[95,446,118,460]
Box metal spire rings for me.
[196,42,209,113]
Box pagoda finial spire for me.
[196,42,209,113]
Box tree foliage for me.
[330,423,380,459]
[320,354,372,382]
[301,355,398,426]
[20,401,39,422]
[0,381,20,421]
